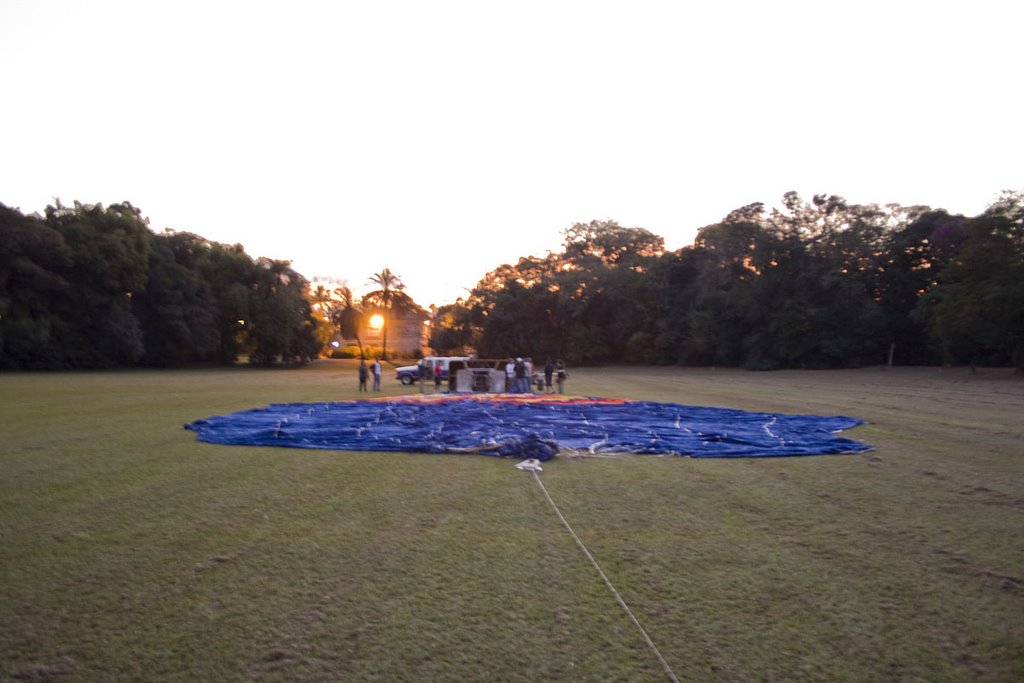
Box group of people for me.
[357,355,567,394]
[505,357,567,394]
[357,358,382,392]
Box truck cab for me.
[394,356,470,385]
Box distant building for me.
[340,308,428,355]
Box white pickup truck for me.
[394,356,470,385]
[395,356,545,391]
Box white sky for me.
[2,0,1020,307]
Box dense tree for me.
[0,201,323,369]
[427,301,475,355]
[248,258,319,366]
[676,215,763,365]
[746,194,890,368]
[914,193,1024,368]
[43,201,151,367]
[469,221,664,364]
[0,205,72,368]
[658,195,922,369]
[875,209,963,365]
[132,230,219,366]
[472,266,551,358]
[197,241,257,364]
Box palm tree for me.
[363,268,417,360]
[333,286,365,358]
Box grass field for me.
[2,362,1022,682]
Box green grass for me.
[2,362,1022,681]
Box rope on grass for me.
[530,470,681,683]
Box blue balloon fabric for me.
[185,395,870,460]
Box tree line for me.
[430,191,1023,370]
[0,200,321,368]
[3,191,1021,370]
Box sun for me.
[369,314,384,330]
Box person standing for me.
[434,360,444,393]
[504,358,515,393]
[556,360,567,394]
[358,359,369,392]
[544,358,554,393]
[372,358,382,392]
[514,357,527,393]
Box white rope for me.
[530,470,681,683]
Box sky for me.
[2,0,1021,307]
